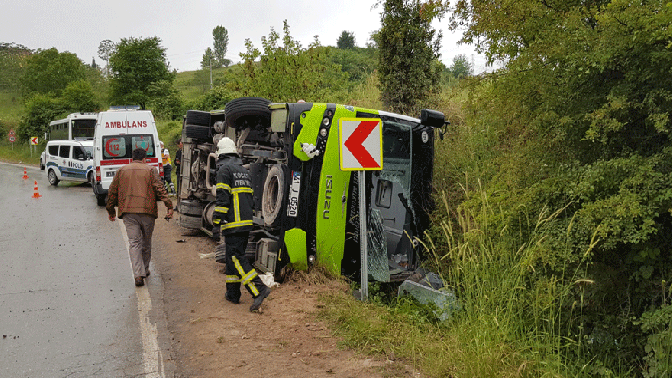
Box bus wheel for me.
[224,97,272,130]
[48,169,59,186]
[262,165,285,227]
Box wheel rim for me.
[48,170,56,184]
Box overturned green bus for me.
[177,98,446,282]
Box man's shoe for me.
[249,286,271,312]
[225,293,240,304]
[145,270,150,277]
[135,276,144,287]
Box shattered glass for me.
[368,209,390,282]
[398,280,460,321]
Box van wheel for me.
[48,169,59,186]
[224,97,272,130]
[186,110,211,126]
[96,194,107,207]
[262,165,285,227]
[40,161,45,170]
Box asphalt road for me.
[0,163,174,378]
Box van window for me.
[102,135,155,159]
[59,145,71,159]
[48,145,58,156]
[73,145,88,160]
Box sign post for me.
[30,136,38,157]
[8,129,15,150]
[339,118,383,301]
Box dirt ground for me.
[152,207,423,378]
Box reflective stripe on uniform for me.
[232,256,260,296]
[231,187,253,194]
[233,193,240,222]
[221,220,253,230]
[213,219,220,225]
[226,275,241,283]
[214,206,229,214]
[216,183,231,191]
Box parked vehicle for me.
[177,98,446,282]
[90,109,162,206]
[42,140,94,186]
[40,112,97,170]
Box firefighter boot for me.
[249,286,271,312]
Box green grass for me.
[0,91,24,124]
[0,139,42,165]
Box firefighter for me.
[212,137,271,312]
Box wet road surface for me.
[0,163,174,377]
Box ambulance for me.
[90,109,162,206]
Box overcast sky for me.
[2,0,491,73]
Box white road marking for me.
[118,220,166,378]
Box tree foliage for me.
[20,48,86,97]
[201,47,215,69]
[18,93,63,141]
[213,25,230,67]
[337,30,356,49]
[0,42,31,92]
[377,0,443,114]
[108,36,175,109]
[446,54,472,80]
[233,20,348,102]
[446,0,672,372]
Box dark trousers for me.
[175,164,181,196]
[224,232,268,300]
[163,164,172,185]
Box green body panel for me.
[291,104,381,275]
[292,103,327,162]
[284,228,308,271]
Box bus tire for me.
[48,169,59,186]
[224,97,272,130]
[185,124,211,141]
[185,110,211,126]
[262,164,285,227]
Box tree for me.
[337,31,356,49]
[201,47,214,69]
[448,0,672,372]
[234,20,348,102]
[18,93,63,141]
[213,26,230,67]
[377,0,443,114]
[108,36,175,109]
[447,54,472,79]
[60,79,100,113]
[0,42,31,92]
[20,48,86,97]
[97,39,116,76]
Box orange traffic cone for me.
[22,167,28,180]
[32,180,42,198]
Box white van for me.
[90,109,162,206]
[42,140,94,186]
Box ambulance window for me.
[59,145,70,158]
[103,136,126,159]
[131,135,155,157]
[48,145,58,156]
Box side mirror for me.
[420,109,445,128]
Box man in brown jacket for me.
[106,148,174,286]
